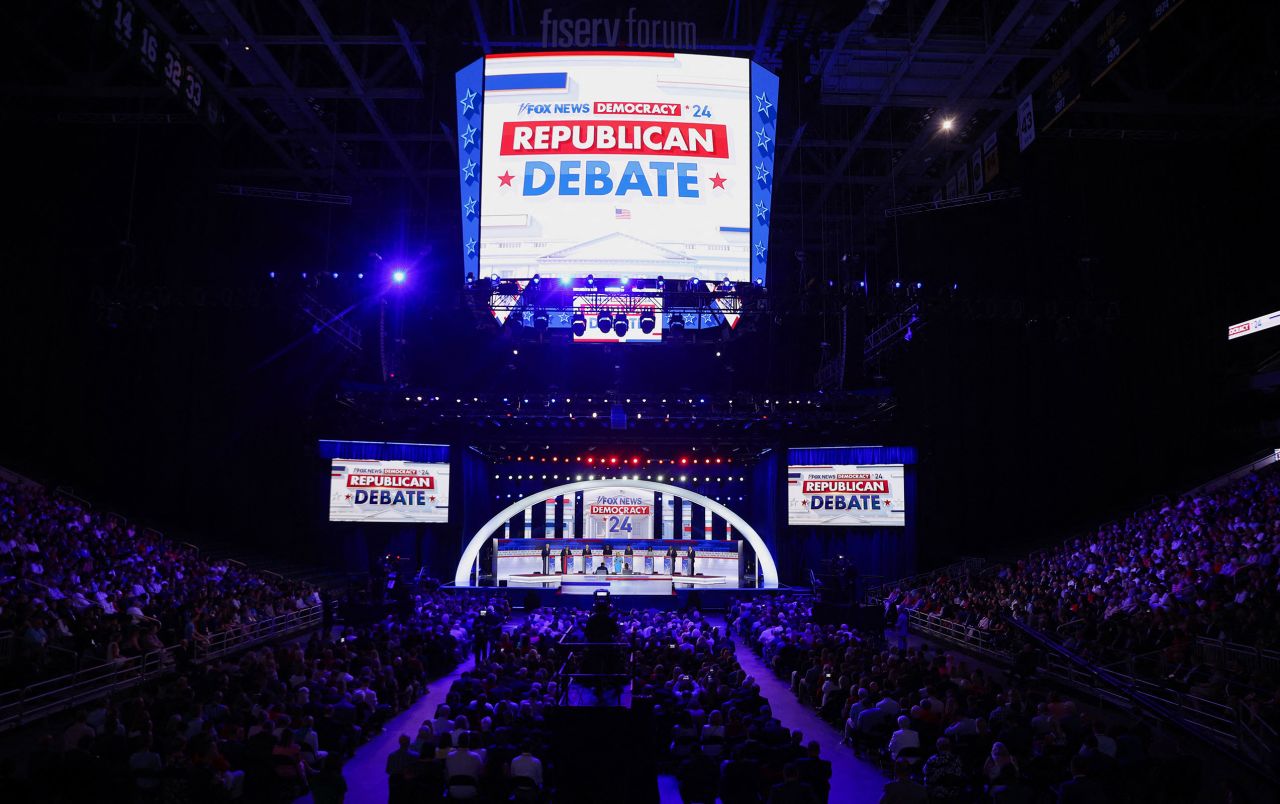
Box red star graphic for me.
[497,170,514,187]
[709,173,727,189]
[345,494,352,500]
[800,500,808,507]
[429,496,437,502]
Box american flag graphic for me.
[615,208,631,220]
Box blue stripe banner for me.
[487,72,568,91]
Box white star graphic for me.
[465,237,477,256]
[702,314,716,326]
[459,88,477,115]
[755,127,772,151]
[754,242,767,258]
[463,196,477,217]
[460,124,478,149]
[462,159,477,181]
[755,163,771,184]
[755,91,773,117]
[754,200,769,221]
[557,312,571,325]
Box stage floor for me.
[506,572,729,595]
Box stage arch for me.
[454,479,778,588]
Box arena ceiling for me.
[10,0,1274,261]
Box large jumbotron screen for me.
[455,52,778,285]
[328,460,450,523]
[787,464,906,527]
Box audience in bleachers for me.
[0,479,319,680]
[14,590,501,802]
[732,594,1207,803]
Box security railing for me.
[1194,637,1280,677]
[0,604,323,732]
[898,608,1009,662]
[862,557,985,604]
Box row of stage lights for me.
[267,269,408,284]
[401,395,841,408]
[491,456,733,465]
[495,474,745,482]
[498,494,747,501]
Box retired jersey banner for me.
[329,460,450,523]
[583,485,654,538]
[787,464,905,527]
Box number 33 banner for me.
[584,486,653,538]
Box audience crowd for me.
[884,466,1280,728]
[9,590,502,802]
[732,594,1209,803]
[0,480,320,681]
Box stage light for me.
[586,274,596,288]
[512,349,519,356]
[894,280,901,289]
[268,271,276,279]
[657,275,665,289]
[669,313,685,333]
[715,351,721,357]
[680,475,687,482]
[941,117,955,131]
[610,457,618,464]
[392,270,407,284]
[859,280,866,288]
[559,275,571,285]
[620,276,629,286]
[531,273,541,286]
[597,310,613,332]
[680,458,688,465]
[332,272,339,279]
[532,310,549,331]
[358,273,365,279]
[301,272,307,278]
[571,312,587,337]
[916,281,923,289]
[592,411,598,418]
[490,273,499,282]
[638,309,656,334]
[754,277,764,286]
[613,318,628,337]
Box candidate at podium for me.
[684,544,697,577]
[581,543,592,574]
[540,542,552,575]
[603,542,618,573]
[559,545,570,575]
[623,544,634,573]
[665,544,678,575]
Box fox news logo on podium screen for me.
[788,465,906,527]
[475,52,754,282]
[329,460,450,523]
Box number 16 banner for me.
[584,486,654,539]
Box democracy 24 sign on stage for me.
[787,465,906,527]
[328,460,450,523]
[471,52,759,283]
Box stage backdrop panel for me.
[787,463,906,527]
[583,485,654,538]
[328,459,450,523]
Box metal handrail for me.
[863,557,985,603]
[0,604,324,732]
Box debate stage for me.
[507,572,730,595]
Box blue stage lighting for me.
[597,310,613,333]
[620,276,629,286]
[571,313,586,336]
[392,270,407,283]
[669,313,685,333]
[638,309,656,334]
[358,273,364,279]
[657,275,665,289]
[916,281,923,289]
[268,272,275,279]
[332,272,339,279]
[531,274,541,286]
[754,277,764,286]
[894,280,901,289]
[613,317,628,337]
[560,275,572,286]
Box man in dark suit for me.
[793,741,832,804]
[665,543,678,574]
[1056,755,1107,804]
[686,544,697,576]
[581,543,592,574]
[623,543,634,572]
[768,763,817,804]
[540,541,552,574]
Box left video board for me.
[328,460,450,523]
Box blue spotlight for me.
[332,272,339,279]
[656,275,665,289]
[392,270,407,284]
[894,280,901,289]
[358,273,364,279]
[559,276,572,286]
[268,271,276,279]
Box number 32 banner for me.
[584,486,653,538]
